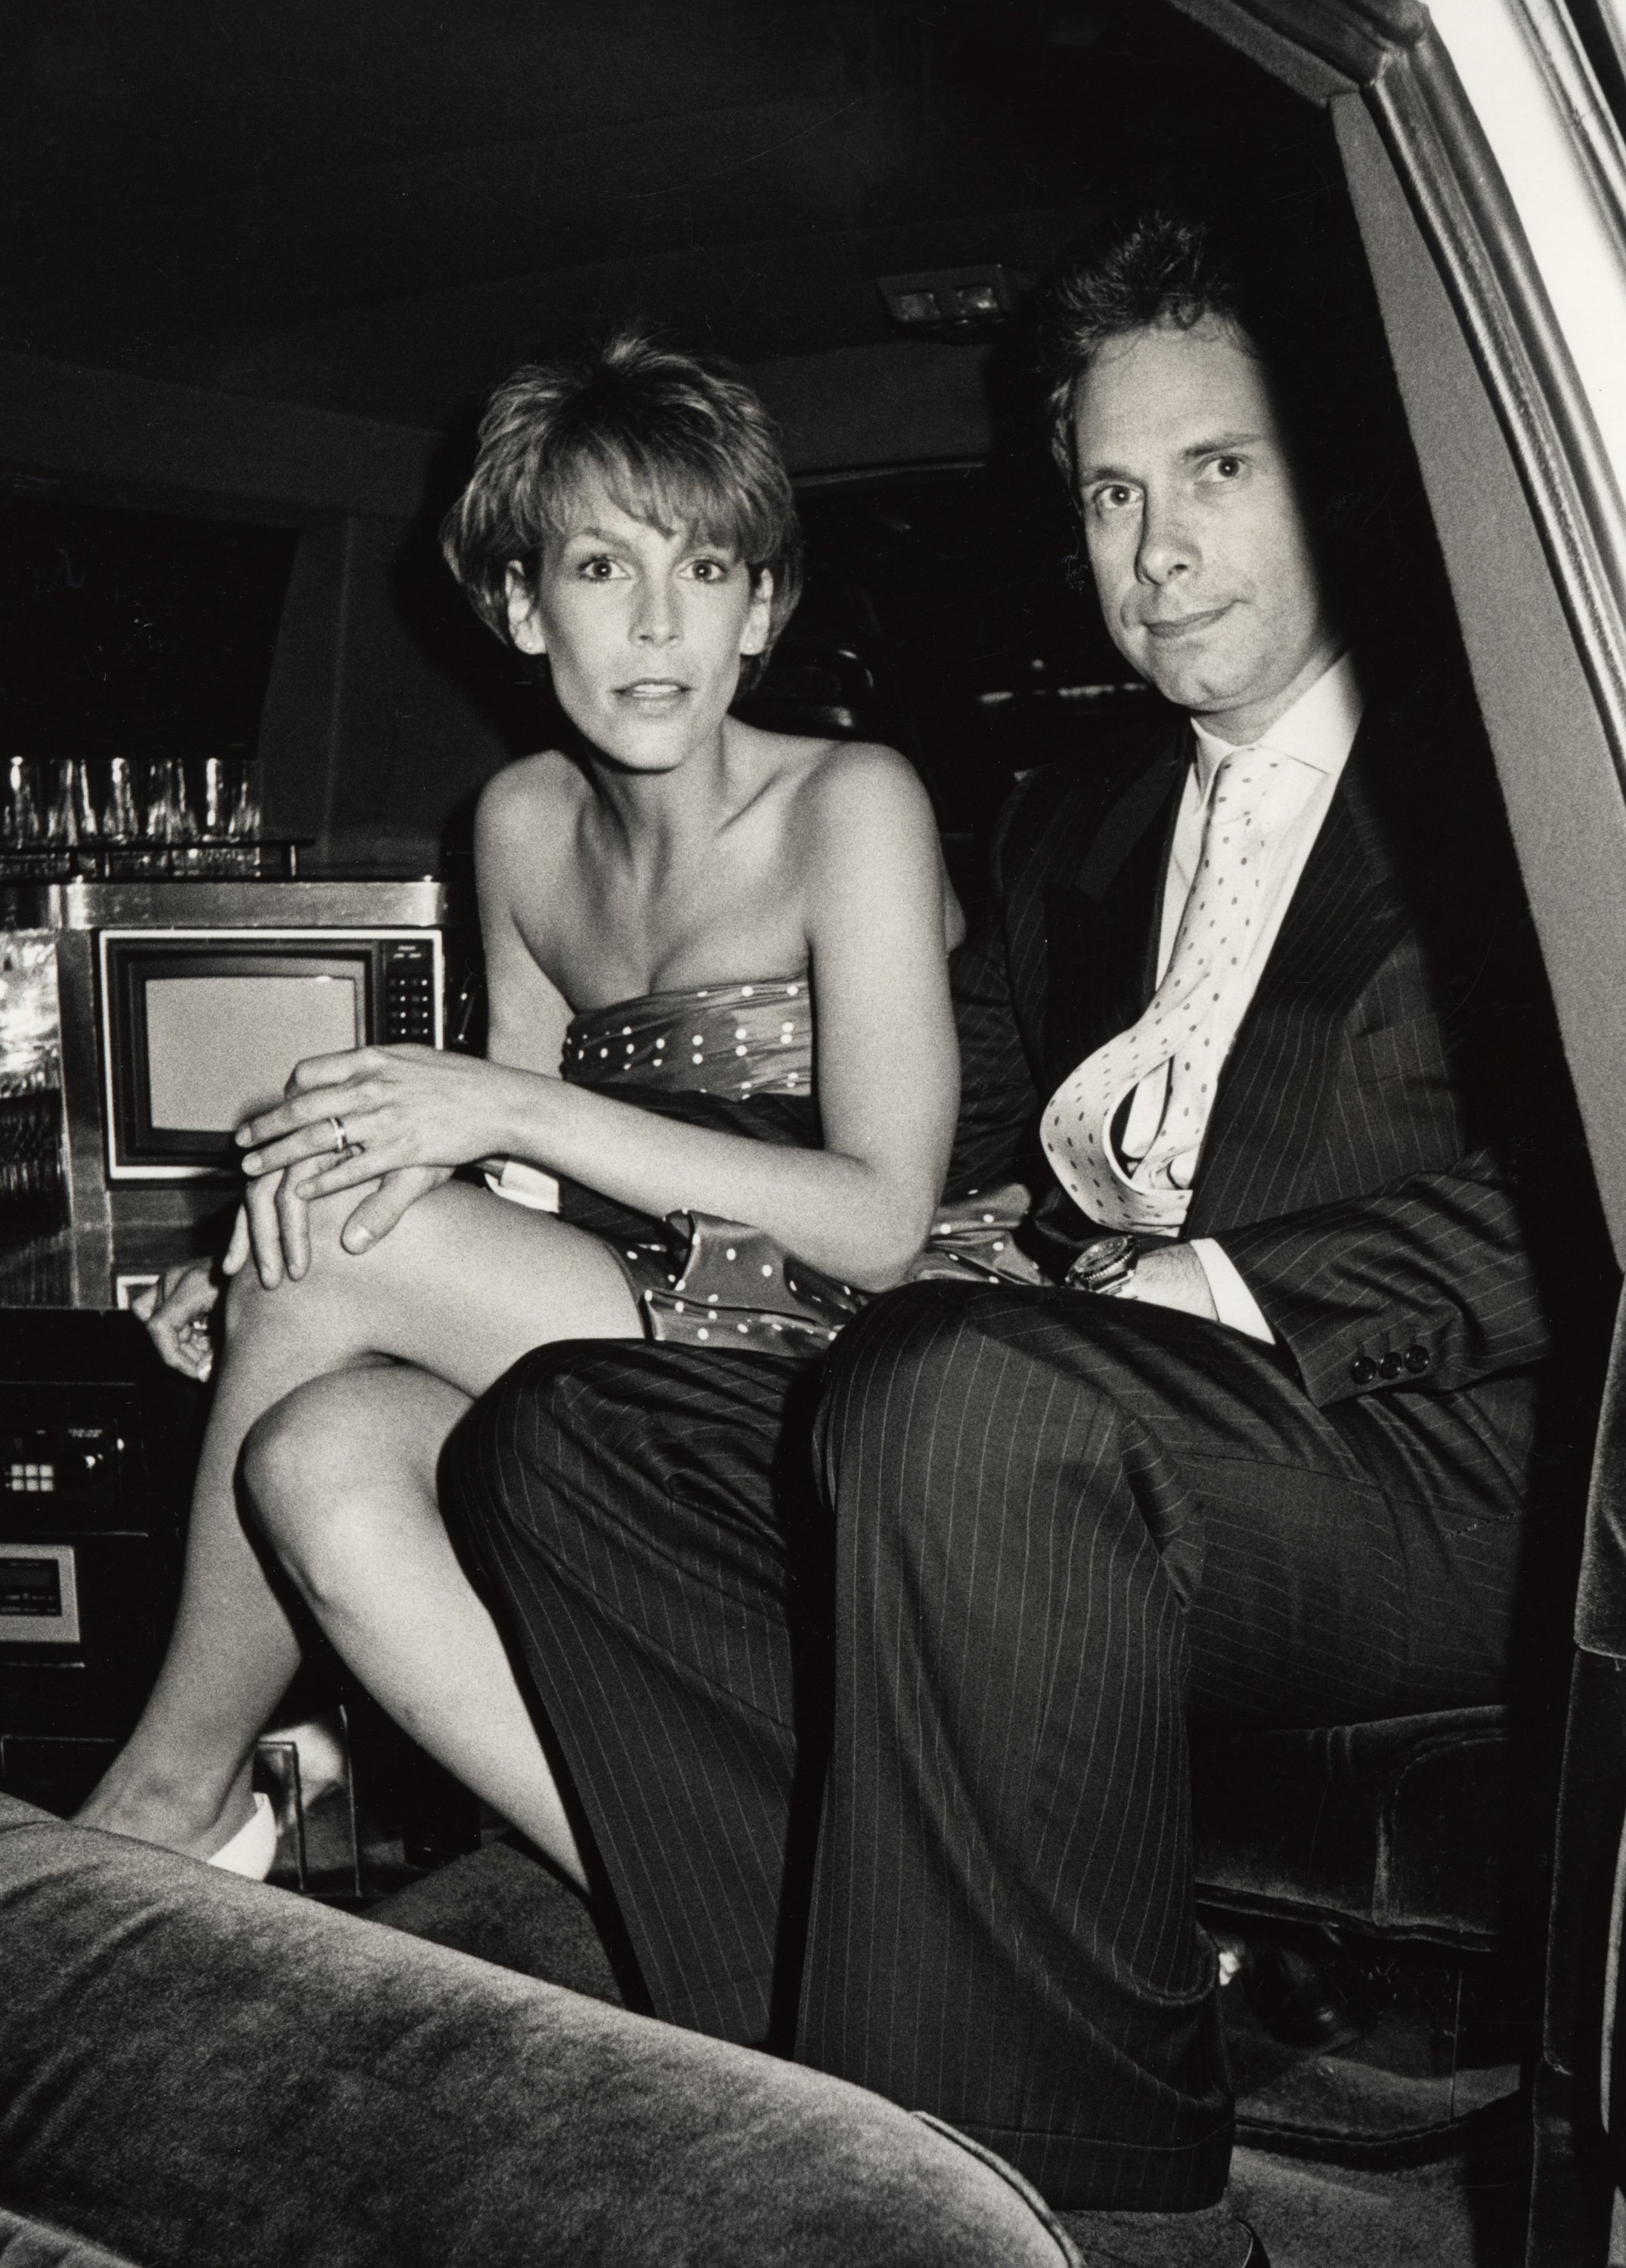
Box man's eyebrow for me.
[1181,430,1265,460]
[1075,432,1268,484]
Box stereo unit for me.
[0,1312,197,1812]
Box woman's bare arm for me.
[239,745,960,1288]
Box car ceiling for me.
[1,0,1306,437]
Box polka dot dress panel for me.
[563,977,813,1101]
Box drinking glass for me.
[42,758,76,848]
[228,754,263,841]
[4,757,43,847]
[70,758,98,842]
[104,757,140,841]
[202,755,231,839]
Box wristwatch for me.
[1064,1232,1141,1297]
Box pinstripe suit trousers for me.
[445,1279,1526,2211]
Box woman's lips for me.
[616,680,690,704]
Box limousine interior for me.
[6,2,1626,2263]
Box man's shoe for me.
[1243,1926,1379,2054]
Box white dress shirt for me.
[1116,649,1364,1338]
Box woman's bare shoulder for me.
[475,751,583,866]
[789,736,936,840]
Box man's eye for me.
[1092,485,1137,515]
[578,555,625,579]
[689,557,731,581]
[1208,457,1244,481]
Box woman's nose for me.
[632,578,680,643]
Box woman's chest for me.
[513,831,811,1007]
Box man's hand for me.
[1119,1241,1219,1321]
[132,1263,221,1380]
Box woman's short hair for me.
[1044,209,1244,479]
[441,331,802,691]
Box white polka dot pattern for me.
[563,976,813,1100]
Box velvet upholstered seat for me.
[1191,1707,1515,1950]
[0,1796,1080,2268]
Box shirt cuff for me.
[1188,1238,1274,1343]
[484,1158,562,1213]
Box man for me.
[445,212,1584,2257]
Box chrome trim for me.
[1365,26,1626,801]
[1516,0,1626,260]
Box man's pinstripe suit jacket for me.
[949,663,1565,1434]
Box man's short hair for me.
[1045,209,1246,480]
[441,331,803,692]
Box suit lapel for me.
[1041,733,1187,1087]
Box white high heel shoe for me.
[206,1790,278,1879]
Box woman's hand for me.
[237,1046,532,1201]
[234,1150,457,1282]
[131,1263,221,1381]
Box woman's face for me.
[505,479,773,773]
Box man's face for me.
[1071,317,1339,740]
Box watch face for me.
[1065,1233,1138,1294]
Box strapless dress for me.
[504,976,1044,1358]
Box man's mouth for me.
[1138,604,1234,642]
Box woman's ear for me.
[739,568,774,658]
[504,562,547,655]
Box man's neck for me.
[1190,636,1347,748]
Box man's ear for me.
[504,562,547,655]
[740,568,774,658]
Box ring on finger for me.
[328,1114,348,1154]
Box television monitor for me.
[98,928,443,1180]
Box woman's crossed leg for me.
[75,1176,636,1869]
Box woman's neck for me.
[584,722,745,861]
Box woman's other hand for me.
[236,1047,528,1200]
[234,1151,456,1282]
[132,1263,220,1380]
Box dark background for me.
[0,2,1363,869]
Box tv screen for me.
[97,930,442,1179]
[144,973,361,1132]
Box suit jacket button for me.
[1405,1344,1431,1374]
[1379,1351,1405,1380]
[1350,1356,1377,1385]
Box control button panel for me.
[3,1424,119,1508]
[381,939,441,1046]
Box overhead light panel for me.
[875,266,1025,340]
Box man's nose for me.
[1135,497,1197,584]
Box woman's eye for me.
[689,557,731,581]
[578,555,625,580]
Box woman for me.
[74,333,964,1879]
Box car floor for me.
[1228,2139,1526,2268]
[277,1714,1538,2268]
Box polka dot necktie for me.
[1041,740,1284,1234]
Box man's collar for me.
[1190,649,1365,796]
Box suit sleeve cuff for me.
[1188,1238,1274,1343]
